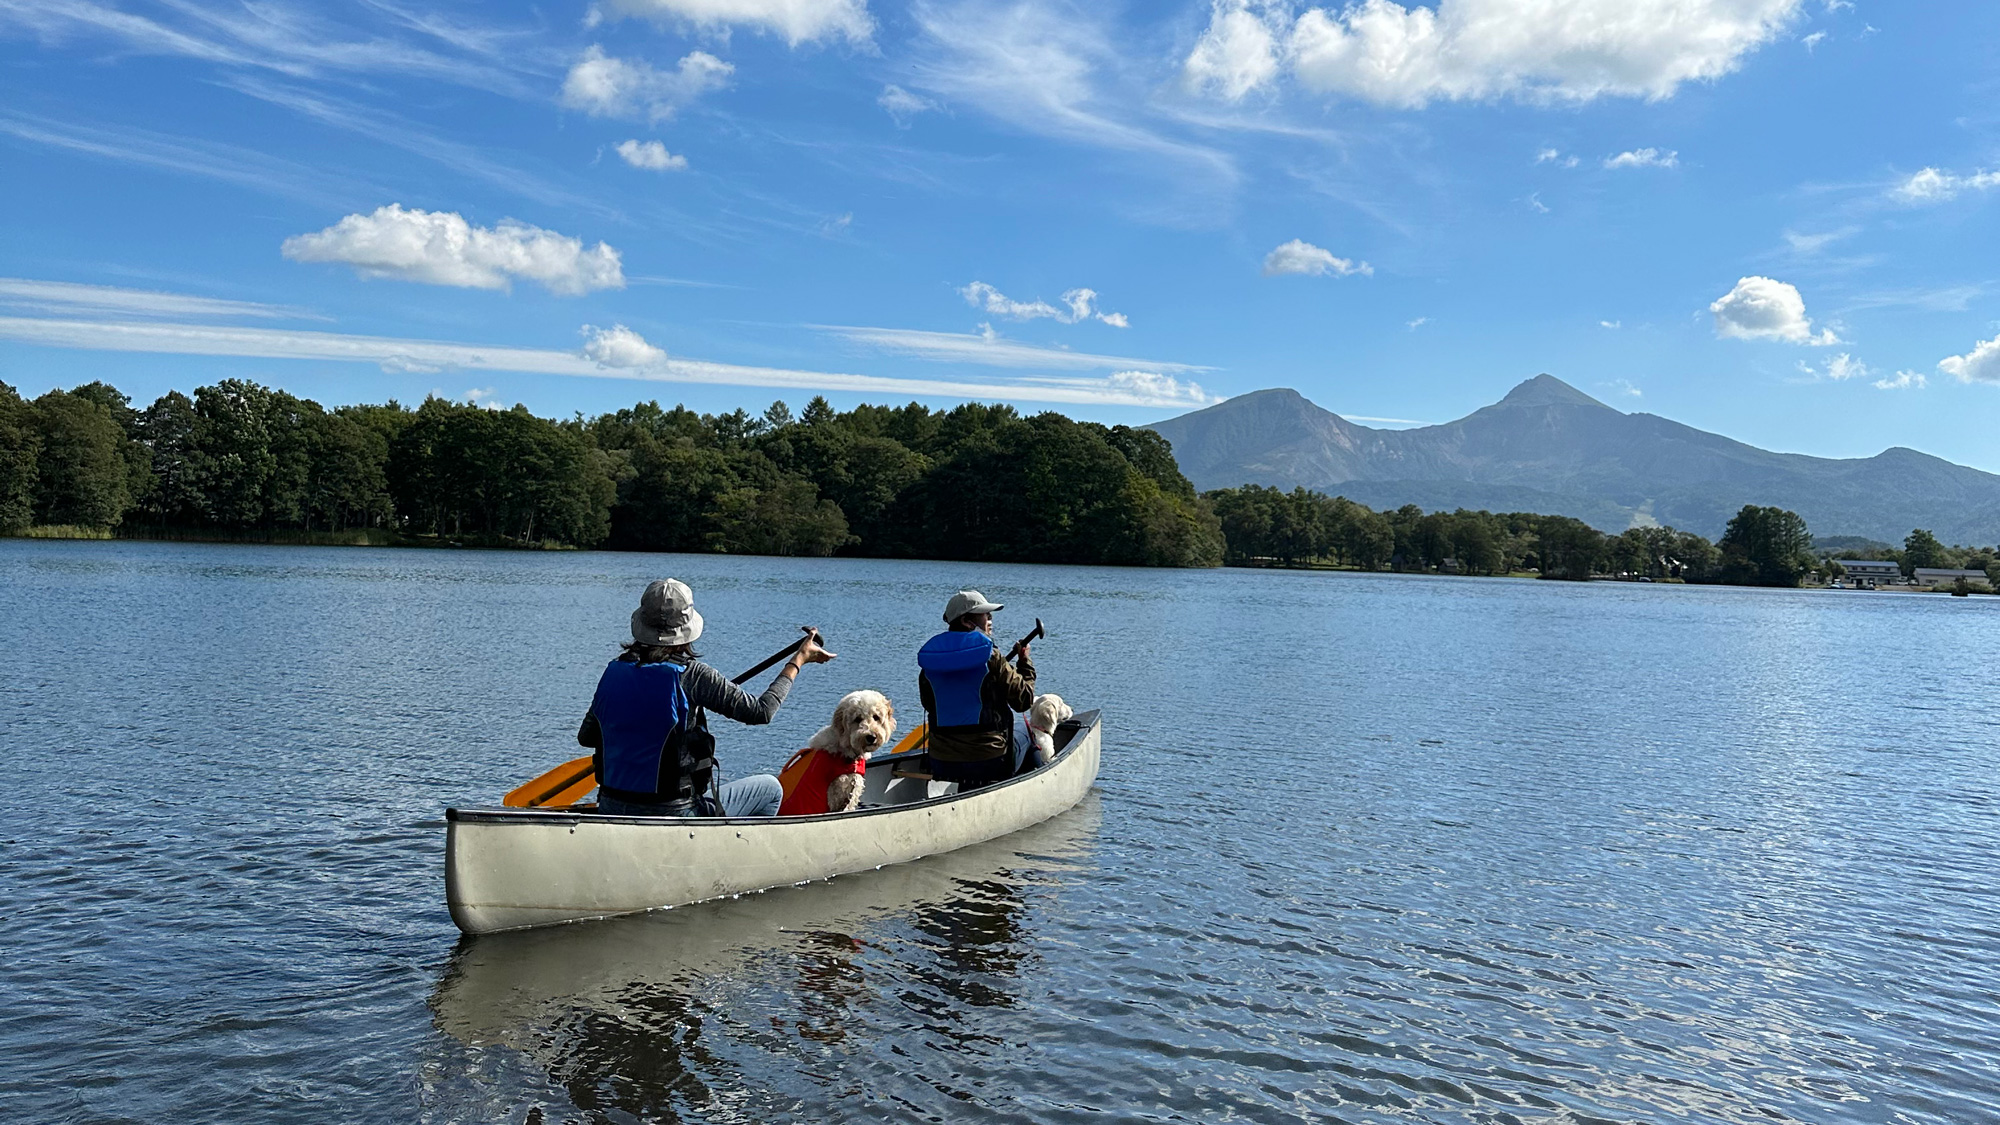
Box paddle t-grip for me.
[1010,617,1044,656]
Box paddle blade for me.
[889,722,928,754]
[505,755,597,808]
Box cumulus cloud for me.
[1938,333,2000,384]
[960,281,1128,326]
[1184,0,1283,100]
[1794,352,1868,381]
[592,0,872,45]
[1874,370,1925,391]
[581,323,667,368]
[1535,147,1579,168]
[878,84,938,126]
[1099,370,1216,407]
[1708,276,1837,345]
[1891,167,2000,204]
[1604,147,1678,169]
[614,139,688,170]
[1262,239,1371,277]
[1186,0,1801,107]
[281,204,624,295]
[560,47,732,122]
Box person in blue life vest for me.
[917,589,1036,791]
[577,578,835,817]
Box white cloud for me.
[821,324,1212,372]
[0,277,318,320]
[1046,370,1218,407]
[1938,333,2000,384]
[1406,316,1427,330]
[1795,352,1868,381]
[614,139,688,170]
[1603,378,1642,397]
[1262,239,1371,277]
[1188,0,1803,108]
[878,84,938,126]
[581,323,667,368]
[1891,166,2000,204]
[592,0,872,45]
[1525,193,1549,213]
[560,47,731,122]
[1604,147,1678,169]
[960,281,1128,326]
[281,204,624,295]
[1184,0,1282,100]
[1709,275,1838,345]
[461,387,506,410]
[1599,319,1621,329]
[1782,227,1856,255]
[1874,370,1925,391]
[1535,147,1578,168]
[0,315,1210,408]
[1801,30,1826,50]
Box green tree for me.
[31,389,133,528]
[1718,505,1814,587]
[0,381,40,533]
[1902,528,1945,576]
[1533,515,1605,580]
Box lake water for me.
[3,540,1997,1124]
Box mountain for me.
[1147,376,2000,543]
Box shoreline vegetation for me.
[6,378,1995,591]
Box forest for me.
[2,377,1950,587]
[0,379,1223,567]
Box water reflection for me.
[428,796,1099,1121]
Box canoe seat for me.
[891,764,934,780]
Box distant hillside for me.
[1148,376,2000,543]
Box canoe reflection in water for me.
[426,793,1100,1122]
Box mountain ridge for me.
[1146,377,2000,543]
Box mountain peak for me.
[1497,374,1612,411]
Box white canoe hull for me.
[445,710,1102,934]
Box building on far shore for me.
[1838,559,1901,584]
[1913,567,1991,587]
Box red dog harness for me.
[776,747,868,816]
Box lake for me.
[3,539,1997,1124]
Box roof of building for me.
[1913,567,1989,580]
[1838,559,1900,570]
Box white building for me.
[1913,567,1990,587]
[1838,559,1901,583]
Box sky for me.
[2,1,1998,468]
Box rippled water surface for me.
[4,539,1998,1124]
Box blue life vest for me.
[917,630,1007,731]
[588,659,714,803]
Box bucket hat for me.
[942,589,1003,624]
[632,578,704,646]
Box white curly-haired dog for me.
[800,690,897,814]
[1023,693,1072,771]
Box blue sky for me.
[2,0,1998,468]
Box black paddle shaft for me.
[1009,617,1044,657]
[731,626,823,685]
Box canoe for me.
[444,709,1102,934]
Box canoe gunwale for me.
[446,709,1101,828]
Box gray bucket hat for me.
[942,589,1003,623]
[632,578,704,646]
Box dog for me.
[780,689,896,815]
[1023,693,1072,771]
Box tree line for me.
[0,379,1223,567]
[1824,528,2000,580]
[1204,483,1834,586]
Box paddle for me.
[1008,617,1044,658]
[502,627,827,808]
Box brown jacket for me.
[918,647,1035,762]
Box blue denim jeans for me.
[598,774,782,817]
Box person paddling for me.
[916,589,1036,792]
[578,579,834,817]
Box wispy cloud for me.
[961,281,1127,327]
[820,324,1214,373]
[0,316,1220,408]
[1890,166,2000,204]
[593,0,873,46]
[0,111,370,209]
[560,47,732,122]
[0,277,322,320]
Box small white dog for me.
[801,689,897,814]
[1023,693,1073,771]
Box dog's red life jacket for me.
[776,747,868,816]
